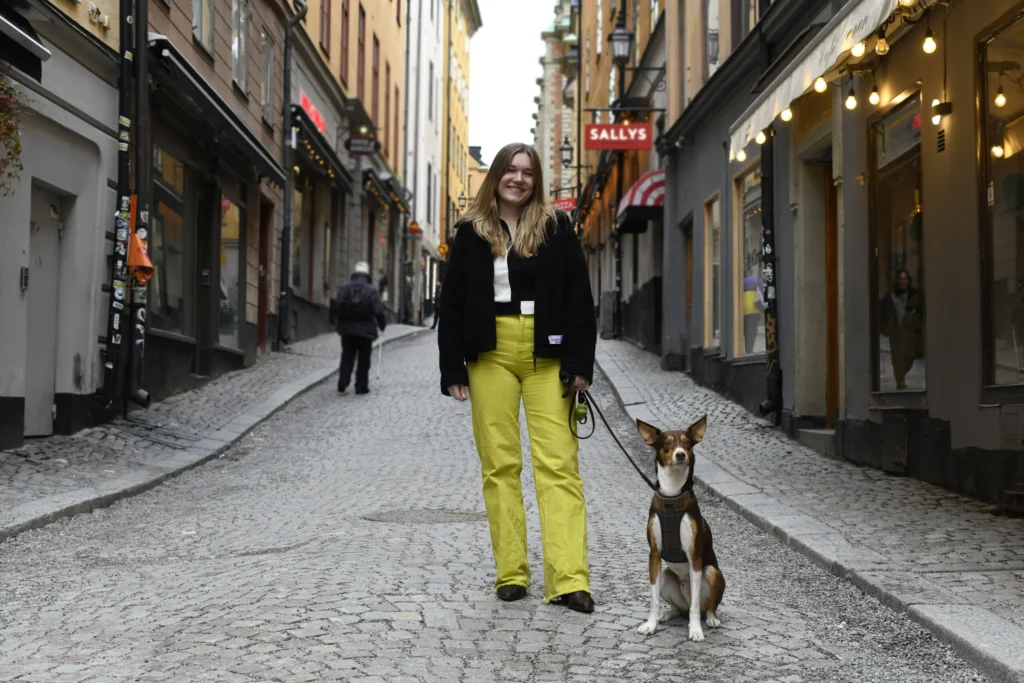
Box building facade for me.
[533,1,575,200]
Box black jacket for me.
[437,210,596,395]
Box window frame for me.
[341,0,350,85]
[384,61,391,155]
[428,60,434,121]
[231,0,249,95]
[372,34,380,124]
[704,191,723,352]
[260,29,275,125]
[357,5,366,102]
[320,0,331,54]
[193,0,215,56]
[394,85,400,169]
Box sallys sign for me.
[553,197,577,212]
[584,123,653,151]
[345,135,382,155]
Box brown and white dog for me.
[635,415,725,640]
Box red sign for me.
[584,123,654,151]
[409,220,421,235]
[552,197,577,212]
[300,92,327,135]
[379,234,387,245]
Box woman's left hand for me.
[571,376,590,393]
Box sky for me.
[468,0,553,166]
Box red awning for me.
[616,168,665,232]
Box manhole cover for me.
[363,509,488,524]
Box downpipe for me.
[757,126,782,425]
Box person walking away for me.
[879,268,924,390]
[438,142,597,613]
[430,279,442,330]
[332,261,386,394]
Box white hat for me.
[354,261,370,275]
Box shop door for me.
[825,168,840,428]
[24,187,63,437]
[257,198,271,348]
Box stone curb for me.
[0,328,429,546]
[594,353,1024,683]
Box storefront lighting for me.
[922,29,937,55]
[851,41,866,59]
[814,77,828,93]
[868,85,880,106]
[780,107,793,122]
[992,144,1005,158]
[755,130,767,145]
[875,30,890,56]
[996,85,1007,108]
[898,0,916,6]
[736,149,747,162]
[930,99,951,126]
[845,88,857,110]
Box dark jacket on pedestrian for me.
[437,210,596,395]
[331,273,387,340]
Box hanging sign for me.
[438,243,450,256]
[553,197,577,212]
[409,220,421,235]
[345,135,382,155]
[299,92,327,134]
[584,123,653,151]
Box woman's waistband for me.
[495,300,535,316]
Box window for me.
[650,0,659,29]
[341,0,350,84]
[705,195,722,349]
[397,0,402,25]
[608,66,616,123]
[735,0,756,41]
[261,30,275,124]
[597,0,603,55]
[220,195,244,349]
[871,91,925,392]
[231,0,249,90]
[372,35,380,123]
[150,146,187,335]
[394,85,400,168]
[705,0,719,78]
[320,0,331,53]
[981,15,1024,387]
[385,62,391,154]
[585,36,591,98]
[193,0,214,54]
[736,165,765,356]
[426,163,433,223]
[428,61,434,121]
[357,5,366,101]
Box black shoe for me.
[337,384,347,394]
[496,585,527,602]
[355,387,370,395]
[553,591,594,613]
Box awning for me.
[291,104,353,191]
[383,176,410,214]
[0,5,50,82]
[362,168,390,209]
[616,168,665,233]
[729,0,899,156]
[148,34,286,188]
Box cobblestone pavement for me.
[596,339,1024,680]
[0,326,421,538]
[0,332,987,682]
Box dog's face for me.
[636,415,707,469]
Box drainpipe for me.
[125,0,152,410]
[278,0,308,347]
[101,0,135,411]
[400,0,416,325]
[758,125,782,426]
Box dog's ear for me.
[636,419,661,445]
[688,415,708,443]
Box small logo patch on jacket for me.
[548,335,563,345]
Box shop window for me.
[735,164,765,356]
[219,196,243,349]
[260,31,274,124]
[150,146,187,336]
[232,0,249,91]
[193,0,215,54]
[981,11,1024,387]
[705,194,722,349]
[870,91,925,393]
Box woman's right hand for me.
[448,385,468,402]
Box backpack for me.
[338,282,374,322]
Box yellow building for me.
[440,0,482,247]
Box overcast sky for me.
[468,0,553,166]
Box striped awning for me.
[616,168,666,231]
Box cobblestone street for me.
[0,332,992,682]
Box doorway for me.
[824,168,839,427]
[24,186,64,437]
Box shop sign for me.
[345,135,382,156]
[584,123,653,151]
[409,220,421,235]
[553,197,577,212]
[300,92,327,135]
[438,243,450,256]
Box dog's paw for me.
[705,613,721,629]
[637,619,659,636]
[658,605,680,623]
[688,622,705,642]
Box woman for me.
[438,142,597,613]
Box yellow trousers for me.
[467,315,590,602]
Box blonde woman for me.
[438,142,597,613]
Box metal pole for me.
[575,0,583,207]
[613,0,627,339]
[278,0,308,348]
[758,125,782,425]
[101,0,135,411]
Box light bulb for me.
[931,98,941,125]
[736,149,747,162]
[923,31,937,54]
[993,145,1005,158]
[869,86,880,106]
[876,37,890,55]
[899,0,916,6]
[846,88,857,110]
[814,77,828,93]
[780,107,793,122]
[996,86,1007,108]
[851,41,866,58]
[755,131,767,145]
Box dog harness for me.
[653,490,692,564]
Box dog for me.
[635,415,725,641]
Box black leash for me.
[566,387,659,492]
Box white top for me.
[493,249,512,303]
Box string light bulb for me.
[755,130,767,145]
[851,41,866,58]
[815,77,828,93]
[923,29,937,54]
[780,107,793,122]
[875,33,890,55]
[996,85,1007,108]
[846,88,858,110]
[992,145,1005,158]
[899,0,916,6]
[736,149,747,162]
[869,84,881,106]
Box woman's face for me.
[497,152,535,208]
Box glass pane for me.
[153,145,185,197]
[984,17,1024,385]
[292,182,304,289]
[219,196,242,349]
[708,197,721,348]
[150,199,185,334]
[738,167,765,355]
[872,97,925,392]
[706,0,719,77]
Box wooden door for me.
[825,169,840,428]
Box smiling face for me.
[636,416,707,469]
[497,152,536,209]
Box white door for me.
[24,187,62,437]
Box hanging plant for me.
[0,69,27,196]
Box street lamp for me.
[608,0,633,340]
[608,17,634,67]
[458,192,467,210]
[560,136,574,166]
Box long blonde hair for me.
[462,143,554,258]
